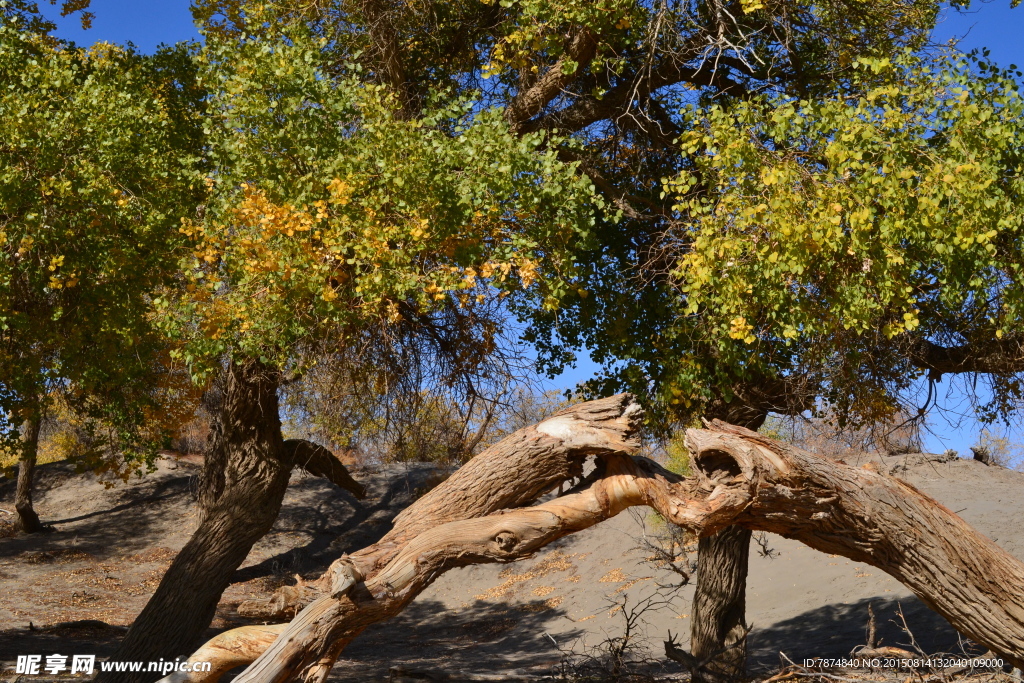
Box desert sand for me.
[2,451,1022,681]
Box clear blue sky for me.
[43,1,1023,67]
[43,1,1024,455]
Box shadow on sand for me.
[748,596,979,672]
[332,596,581,680]
[230,463,443,583]
[0,462,196,561]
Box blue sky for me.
[43,1,1023,65]
[42,1,1024,455]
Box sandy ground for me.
[1,451,1022,681]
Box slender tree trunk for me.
[689,406,765,682]
[102,360,293,683]
[14,415,47,534]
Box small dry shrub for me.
[554,592,677,683]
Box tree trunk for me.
[14,415,47,534]
[689,422,1024,669]
[102,360,293,683]
[690,526,751,682]
[161,410,1024,683]
[689,405,765,682]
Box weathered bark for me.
[165,414,1024,683]
[199,455,653,683]
[122,392,638,683]
[14,415,47,534]
[164,625,289,683]
[225,394,644,623]
[687,423,1024,670]
[102,361,293,683]
[690,526,751,683]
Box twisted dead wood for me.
[161,414,1024,683]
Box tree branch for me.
[505,28,599,134]
[707,373,819,429]
[164,406,1024,683]
[518,54,748,137]
[285,439,365,500]
[206,394,645,626]
[910,336,1024,378]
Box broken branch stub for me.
[286,440,365,499]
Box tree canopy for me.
[10,0,1012,436]
[159,25,603,381]
[664,53,1024,424]
[0,9,204,456]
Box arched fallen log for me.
[162,409,1024,683]
[227,393,645,624]
[156,393,645,683]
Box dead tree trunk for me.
[14,415,47,534]
[162,410,1024,683]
